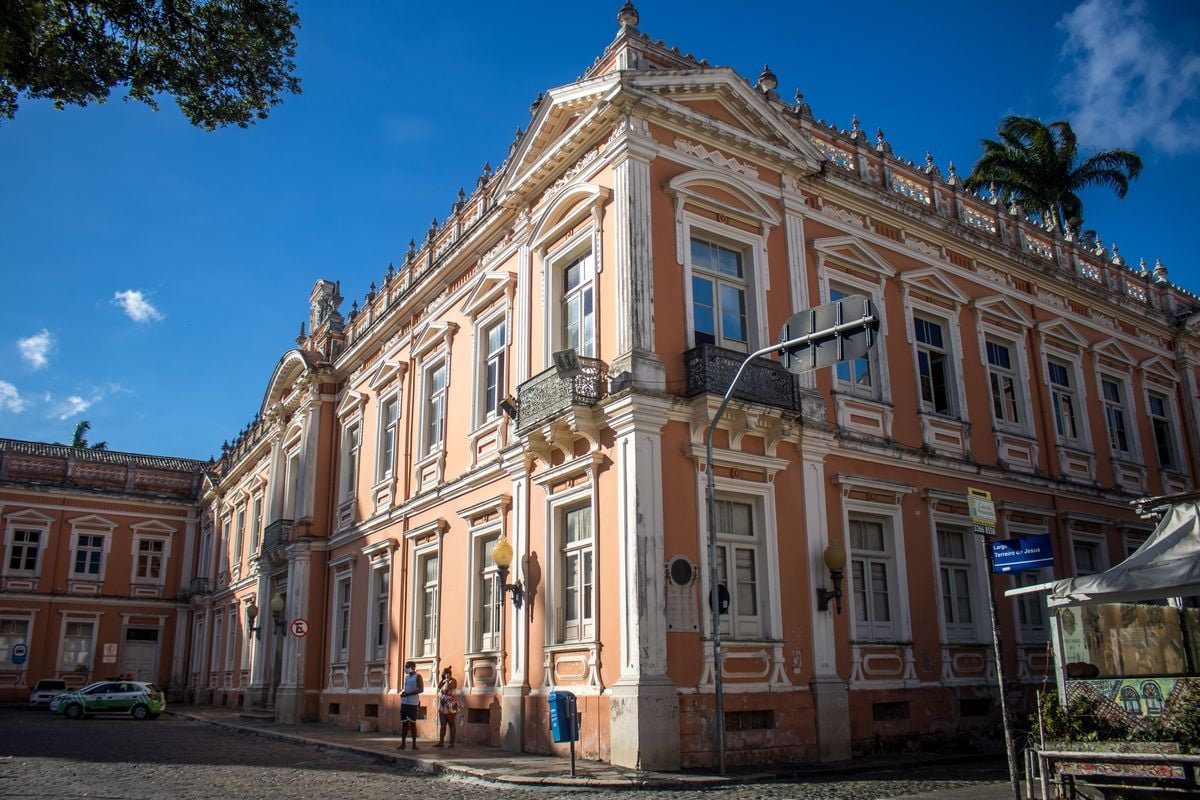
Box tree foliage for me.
[965,115,1142,234]
[0,0,301,130]
[71,419,107,450]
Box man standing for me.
[399,660,423,749]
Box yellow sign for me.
[967,487,996,536]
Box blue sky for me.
[2,0,1198,460]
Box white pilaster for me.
[784,205,816,391]
[499,445,531,751]
[277,540,313,724]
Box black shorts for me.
[400,703,418,722]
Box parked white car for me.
[28,679,68,707]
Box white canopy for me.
[1049,499,1200,607]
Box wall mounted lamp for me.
[270,592,286,630]
[498,395,520,419]
[246,600,261,640]
[490,534,525,610]
[816,542,846,614]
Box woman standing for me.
[434,666,458,747]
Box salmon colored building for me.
[9,3,1197,772]
[0,439,206,701]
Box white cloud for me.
[53,395,94,421]
[0,381,24,413]
[113,289,165,323]
[1058,0,1200,154]
[17,329,54,370]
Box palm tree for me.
[965,116,1142,235]
[70,420,108,451]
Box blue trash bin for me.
[548,690,578,743]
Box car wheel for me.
[64,703,83,720]
[131,704,149,720]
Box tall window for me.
[333,576,351,663]
[479,318,506,423]
[831,287,876,397]
[1148,392,1178,471]
[559,504,594,642]
[691,237,747,351]
[369,563,389,661]
[250,495,263,554]
[233,509,246,568]
[283,448,301,519]
[7,529,41,574]
[475,534,500,651]
[1072,537,1105,576]
[341,422,361,500]
[986,339,1022,427]
[1101,377,1131,455]
[73,534,104,577]
[61,621,94,670]
[713,499,763,638]
[210,614,223,671]
[424,361,447,456]
[849,516,897,641]
[225,608,237,671]
[562,252,595,357]
[1015,568,1051,643]
[376,396,399,481]
[1048,360,1080,442]
[416,551,439,656]
[0,619,29,666]
[936,525,976,643]
[135,539,164,581]
[914,316,953,415]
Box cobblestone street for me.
[0,708,1011,800]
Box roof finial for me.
[617,1,639,28]
[793,89,811,118]
[1153,258,1168,281]
[1110,244,1125,267]
[875,128,892,155]
[756,64,778,94]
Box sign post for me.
[969,486,1020,800]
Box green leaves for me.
[0,0,301,130]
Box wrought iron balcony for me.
[515,356,609,432]
[188,577,210,596]
[262,518,293,550]
[683,343,798,411]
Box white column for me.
[276,541,313,724]
[605,394,679,771]
[499,446,530,752]
[783,205,816,391]
[516,244,532,383]
[170,607,190,695]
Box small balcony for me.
[683,343,798,411]
[262,518,293,550]
[187,577,210,596]
[515,356,608,432]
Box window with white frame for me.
[6,528,42,575]
[1101,376,1132,456]
[250,494,263,554]
[72,532,105,578]
[556,503,595,643]
[225,607,237,671]
[986,338,1023,428]
[233,508,246,568]
[712,499,766,639]
[219,520,231,578]
[332,574,352,663]
[368,561,389,661]
[340,422,361,501]
[691,236,749,352]
[422,360,448,457]
[473,531,500,652]
[1148,391,1178,471]
[283,447,301,519]
[240,605,253,669]
[477,315,507,425]
[414,549,439,657]
[190,618,205,673]
[61,620,95,671]
[1048,359,1082,444]
[135,538,165,582]
[0,618,30,668]
[914,315,955,415]
[936,524,978,643]
[1014,568,1051,643]
[1071,536,1107,576]
[561,251,596,357]
[376,394,399,482]
[830,286,879,398]
[849,515,899,641]
[210,614,223,671]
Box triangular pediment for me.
[1037,318,1088,348]
[972,295,1033,328]
[462,271,516,318]
[4,509,54,526]
[131,520,177,535]
[412,320,459,357]
[336,390,367,420]
[899,268,969,305]
[1140,355,1178,384]
[367,357,407,391]
[69,514,116,530]
[1091,338,1136,367]
[813,237,896,279]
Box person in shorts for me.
[399,660,423,749]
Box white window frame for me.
[0,616,32,671]
[225,606,237,671]
[132,536,168,583]
[282,443,301,520]
[711,496,769,639]
[3,512,51,579]
[339,420,362,503]
[210,613,223,671]
[1099,373,1135,458]
[1046,353,1089,448]
[375,392,400,483]
[240,600,254,670]
[1070,533,1108,577]
[553,241,597,359]
[409,537,441,659]
[680,212,766,353]
[1146,389,1181,473]
[983,334,1031,433]
[250,493,264,555]
[68,527,111,581]
[911,309,960,417]
[1012,566,1052,644]
[474,311,508,427]
[233,507,246,570]
[544,483,596,645]
[468,524,501,653]
[59,617,97,672]
[933,519,985,644]
[366,558,390,663]
[559,502,595,643]
[420,358,448,458]
[827,281,885,400]
[331,571,352,664]
[842,501,910,643]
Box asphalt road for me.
[0,707,1008,800]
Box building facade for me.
[7,4,1198,772]
[0,439,205,702]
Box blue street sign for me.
[991,534,1054,573]
[11,643,27,665]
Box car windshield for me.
[83,683,111,694]
[36,681,66,690]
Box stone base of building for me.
[500,685,527,752]
[609,676,681,770]
[811,675,852,762]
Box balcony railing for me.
[262,518,293,550]
[683,343,798,411]
[188,577,210,596]
[515,356,608,431]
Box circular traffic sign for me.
[290,618,309,638]
[11,643,27,665]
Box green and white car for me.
[50,680,165,720]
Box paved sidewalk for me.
[168,704,1020,795]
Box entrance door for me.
[119,629,160,682]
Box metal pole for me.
[983,540,1022,800]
